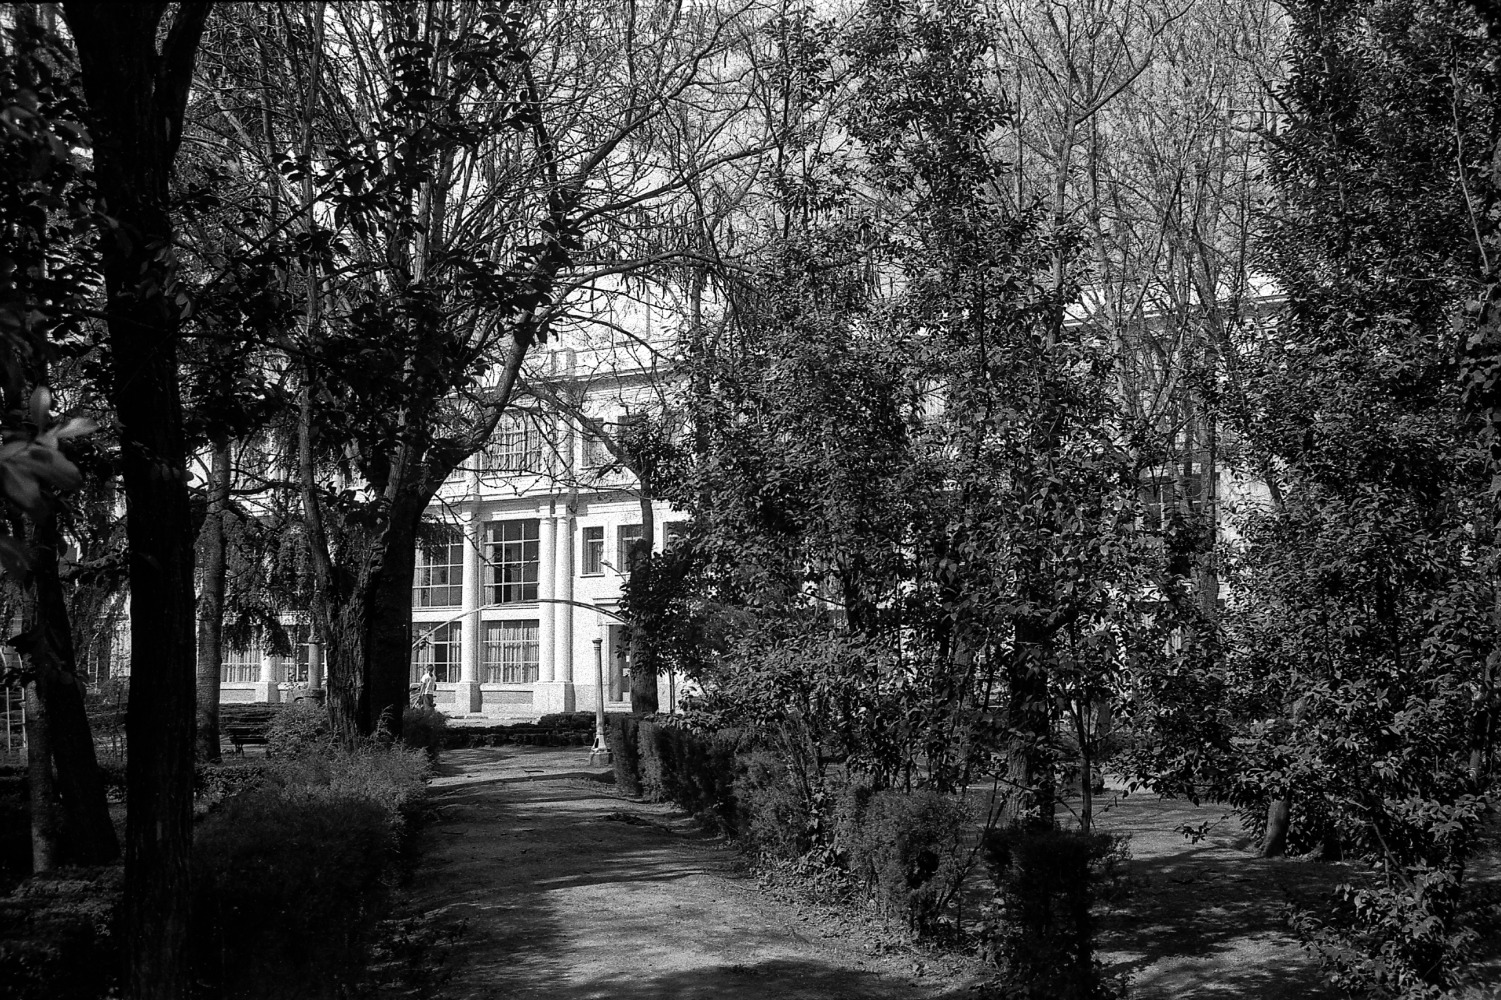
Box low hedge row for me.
[1,721,433,1000]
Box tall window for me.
[411,622,461,683]
[581,525,604,575]
[414,541,464,607]
[583,426,614,470]
[483,414,543,472]
[286,624,312,684]
[221,646,261,684]
[482,620,539,683]
[663,521,687,550]
[486,519,539,604]
[617,523,645,572]
[1139,470,1203,533]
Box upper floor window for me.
[617,523,645,572]
[663,521,688,551]
[412,621,461,683]
[483,413,543,473]
[486,519,539,604]
[581,525,605,575]
[1139,470,1203,533]
[414,541,464,608]
[583,425,615,471]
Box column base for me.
[532,681,575,715]
[251,682,281,705]
[451,681,482,714]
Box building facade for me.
[215,349,683,719]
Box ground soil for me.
[372,748,1500,1000]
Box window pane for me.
[486,520,540,604]
[617,524,645,572]
[413,541,464,608]
[582,526,604,574]
[411,622,461,683]
[482,620,539,683]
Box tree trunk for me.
[62,6,211,998]
[1261,797,1291,858]
[367,504,423,742]
[24,681,60,874]
[1001,619,1055,829]
[30,504,119,864]
[195,440,231,763]
[628,493,657,716]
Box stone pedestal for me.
[450,680,481,714]
[532,680,575,715]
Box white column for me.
[454,508,483,713]
[254,651,280,704]
[537,511,556,683]
[307,641,323,692]
[554,513,574,685]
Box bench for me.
[224,726,270,756]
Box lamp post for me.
[589,636,611,764]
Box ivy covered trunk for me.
[194,440,231,763]
[1002,620,1056,830]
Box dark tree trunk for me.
[1261,797,1291,858]
[628,494,657,716]
[61,6,211,998]
[367,503,423,741]
[24,681,60,874]
[195,440,231,763]
[29,505,118,864]
[1001,619,1055,829]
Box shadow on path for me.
[379,747,977,1000]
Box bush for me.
[838,785,972,934]
[638,718,667,801]
[605,715,642,797]
[978,827,1131,1000]
[187,742,429,997]
[733,751,814,860]
[654,722,739,834]
[265,700,333,757]
[401,705,447,759]
[0,867,123,1000]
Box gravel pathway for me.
[377,747,981,1000]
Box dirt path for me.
[378,747,982,1000]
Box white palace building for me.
[215,345,683,719]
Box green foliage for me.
[978,828,1131,1000]
[835,784,972,936]
[605,714,643,797]
[265,700,335,758]
[733,751,816,861]
[189,741,429,997]
[401,705,447,758]
[0,867,123,1000]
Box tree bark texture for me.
[629,493,658,716]
[1001,619,1056,829]
[29,505,118,864]
[62,5,212,998]
[194,440,231,763]
[24,681,60,874]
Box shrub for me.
[192,788,394,996]
[637,718,668,801]
[978,827,1131,1000]
[605,715,642,797]
[265,700,334,757]
[654,723,738,834]
[401,705,447,759]
[838,785,972,934]
[0,867,123,1000]
[733,751,814,860]
[189,742,430,997]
